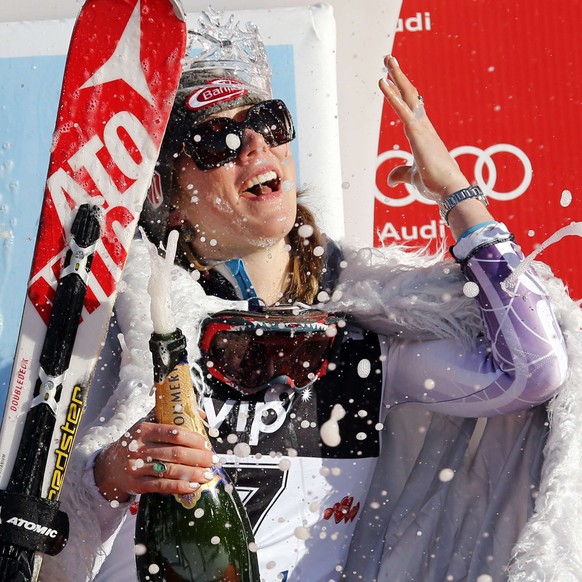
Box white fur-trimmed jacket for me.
[40,224,582,581]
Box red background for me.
[374,0,582,299]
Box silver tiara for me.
[181,6,272,100]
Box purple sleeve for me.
[385,225,568,417]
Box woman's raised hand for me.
[379,55,470,202]
[379,55,494,238]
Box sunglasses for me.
[182,99,296,171]
[199,307,341,395]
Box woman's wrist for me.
[439,186,489,225]
[94,445,132,504]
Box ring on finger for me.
[417,95,424,104]
[152,461,168,478]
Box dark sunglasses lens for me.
[187,118,243,170]
[248,100,295,146]
[184,100,295,170]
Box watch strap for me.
[439,186,488,224]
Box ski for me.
[0,204,101,579]
[0,0,186,579]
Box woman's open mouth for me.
[242,170,281,196]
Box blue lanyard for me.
[224,258,256,298]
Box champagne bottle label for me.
[156,361,225,509]
[155,362,202,434]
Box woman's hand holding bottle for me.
[94,417,216,503]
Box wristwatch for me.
[439,186,488,224]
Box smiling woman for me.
[38,6,580,582]
[137,29,311,304]
[141,64,327,306]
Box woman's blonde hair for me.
[284,202,326,304]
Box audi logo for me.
[375,144,533,207]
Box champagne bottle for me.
[135,328,260,581]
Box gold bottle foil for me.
[155,362,222,509]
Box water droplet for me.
[294,526,310,540]
[134,543,147,556]
[224,133,241,150]
[298,224,314,238]
[560,189,572,207]
[325,326,337,338]
[320,403,346,447]
[357,359,371,378]
[233,442,251,457]
[439,468,455,482]
[463,281,479,298]
[279,459,291,471]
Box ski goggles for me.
[183,99,296,170]
[199,307,341,394]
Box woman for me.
[41,9,577,582]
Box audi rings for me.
[375,143,533,207]
[152,461,168,477]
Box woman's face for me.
[171,104,298,261]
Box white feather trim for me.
[41,239,582,581]
[508,265,582,580]
[325,245,482,341]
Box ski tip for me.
[169,0,187,22]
